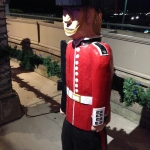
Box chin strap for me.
[92,11,102,35]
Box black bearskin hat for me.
[55,0,113,11]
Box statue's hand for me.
[60,108,65,115]
[91,123,106,132]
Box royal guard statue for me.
[56,0,114,150]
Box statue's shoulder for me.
[92,42,111,56]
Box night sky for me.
[118,0,150,13]
[9,0,150,14]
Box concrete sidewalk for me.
[0,60,150,150]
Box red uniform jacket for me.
[65,37,114,131]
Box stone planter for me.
[111,90,150,130]
[10,58,60,83]
[33,64,60,83]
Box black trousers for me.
[61,119,106,150]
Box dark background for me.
[9,0,61,16]
[8,0,150,27]
[9,0,150,15]
[118,0,150,13]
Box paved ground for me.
[0,60,150,150]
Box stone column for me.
[0,0,21,125]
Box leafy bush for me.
[123,78,150,110]
[0,46,61,78]
[10,9,23,13]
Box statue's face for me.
[63,7,84,38]
[62,6,101,40]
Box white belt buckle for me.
[72,93,81,103]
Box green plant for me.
[123,78,150,110]
[8,46,39,70]
[42,56,61,78]
[10,9,23,13]
[0,45,61,78]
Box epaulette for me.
[92,42,109,56]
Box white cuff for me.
[92,107,105,126]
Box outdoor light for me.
[146,12,150,16]
[144,30,150,33]
[131,17,134,20]
[136,16,139,19]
